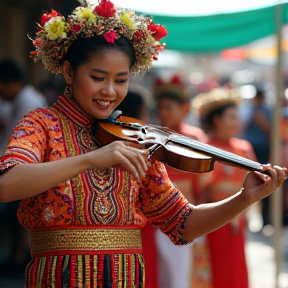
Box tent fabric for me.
[152,4,288,52]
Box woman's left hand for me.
[242,164,287,205]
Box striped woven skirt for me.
[25,254,145,288]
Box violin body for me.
[97,116,215,173]
[97,113,265,174]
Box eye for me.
[91,76,104,81]
[116,79,128,84]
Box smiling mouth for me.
[94,100,112,107]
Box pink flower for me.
[34,38,42,47]
[104,31,117,44]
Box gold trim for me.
[30,228,142,255]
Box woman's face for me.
[63,49,130,119]
[213,106,240,138]
[157,97,188,130]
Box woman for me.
[152,75,208,288]
[192,88,257,288]
[0,1,285,287]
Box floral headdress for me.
[191,87,241,120]
[153,75,190,103]
[30,0,168,75]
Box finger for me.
[112,141,147,177]
[126,146,148,172]
[113,150,140,182]
[261,163,272,171]
[254,171,269,182]
[118,146,147,179]
[266,167,278,187]
[273,165,287,186]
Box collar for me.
[54,94,94,128]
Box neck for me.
[209,130,231,144]
[167,122,182,133]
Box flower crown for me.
[153,75,190,102]
[191,88,241,120]
[30,0,168,75]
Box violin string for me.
[171,136,262,170]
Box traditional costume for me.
[0,1,195,287]
[192,88,256,288]
[142,76,207,288]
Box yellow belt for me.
[30,227,142,257]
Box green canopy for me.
[152,4,288,52]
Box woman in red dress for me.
[192,88,256,288]
[152,75,207,288]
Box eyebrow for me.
[91,68,129,76]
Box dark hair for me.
[255,88,265,99]
[156,91,188,104]
[201,103,236,132]
[0,59,25,83]
[63,36,136,71]
[116,91,145,119]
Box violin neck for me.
[170,135,263,173]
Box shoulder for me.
[19,107,58,129]
[180,123,207,142]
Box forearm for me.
[182,189,250,241]
[0,154,92,202]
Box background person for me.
[192,88,257,288]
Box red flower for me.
[30,51,38,58]
[34,38,42,47]
[154,77,164,86]
[104,31,117,44]
[133,29,146,41]
[170,75,183,85]
[40,9,62,26]
[148,23,168,41]
[70,24,82,33]
[94,0,116,18]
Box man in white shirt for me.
[0,59,48,276]
[0,59,48,155]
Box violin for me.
[96,111,267,174]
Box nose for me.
[101,81,116,97]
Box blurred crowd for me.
[0,58,288,287]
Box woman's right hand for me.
[86,141,148,183]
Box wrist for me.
[237,188,254,208]
[78,151,96,170]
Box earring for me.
[64,85,73,97]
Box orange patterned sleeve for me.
[139,159,193,245]
[0,110,47,175]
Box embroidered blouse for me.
[0,95,192,288]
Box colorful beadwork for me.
[0,94,192,287]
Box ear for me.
[62,61,74,85]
